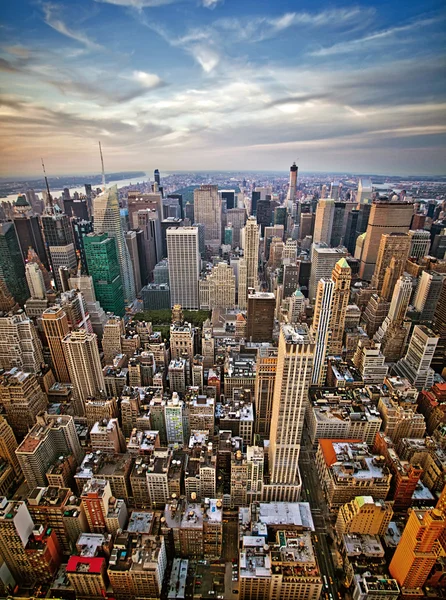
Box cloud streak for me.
[42,3,104,51]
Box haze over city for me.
[1,0,445,176]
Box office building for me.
[142,283,171,309]
[194,185,221,251]
[313,198,335,244]
[41,307,70,382]
[352,574,400,600]
[335,496,393,538]
[352,339,389,385]
[359,201,413,280]
[25,262,46,299]
[242,217,260,290]
[413,270,445,322]
[246,292,275,342]
[62,329,105,415]
[94,185,136,304]
[0,311,43,373]
[389,507,445,592]
[102,316,124,364]
[370,233,410,297]
[84,232,125,316]
[167,227,200,309]
[286,162,298,212]
[207,262,236,309]
[47,243,77,291]
[0,222,29,305]
[12,199,48,267]
[227,208,246,247]
[0,370,47,439]
[330,258,352,355]
[0,417,20,477]
[408,229,431,258]
[308,244,347,301]
[356,178,373,204]
[311,278,334,386]
[125,230,142,293]
[0,500,35,584]
[269,324,314,486]
[393,325,438,389]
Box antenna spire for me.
[41,158,53,210]
[99,141,106,190]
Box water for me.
[3,174,151,204]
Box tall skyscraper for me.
[313,199,335,245]
[311,278,334,386]
[393,325,438,390]
[0,416,20,476]
[370,233,410,297]
[246,292,275,342]
[408,229,431,258]
[84,233,125,317]
[166,227,200,309]
[329,258,352,355]
[207,262,236,309]
[413,270,445,322]
[358,201,413,280]
[0,222,29,306]
[389,507,445,591]
[0,500,35,585]
[42,306,71,383]
[286,162,298,212]
[193,185,222,252]
[125,230,142,293]
[94,185,136,304]
[0,311,43,373]
[308,244,347,301]
[62,329,105,416]
[25,263,46,299]
[242,217,260,290]
[48,244,77,290]
[12,197,48,268]
[356,178,373,204]
[269,324,314,485]
[40,208,75,290]
[0,370,47,438]
[254,348,277,439]
[387,274,413,324]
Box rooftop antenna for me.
[41,158,53,210]
[99,141,106,190]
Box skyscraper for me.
[358,201,413,280]
[311,278,334,386]
[41,306,71,383]
[269,324,314,485]
[0,311,43,373]
[329,257,352,355]
[25,263,46,299]
[193,185,222,252]
[40,210,76,290]
[0,369,47,438]
[94,185,136,304]
[389,507,445,591]
[242,217,260,290]
[166,227,200,309]
[356,178,373,204]
[62,329,105,416]
[0,500,35,585]
[370,233,410,297]
[313,199,335,245]
[12,197,48,267]
[393,325,438,390]
[84,233,125,317]
[308,244,347,301]
[286,162,298,212]
[246,292,275,342]
[254,348,277,439]
[0,222,29,306]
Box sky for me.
[0,0,445,177]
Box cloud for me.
[42,3,104,51]
[201,0,222,8]
[0,58,20,72]
[310,17,439,56]
[132,70,163,88]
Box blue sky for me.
[0,0,445,176]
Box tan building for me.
[194,184,222,251]
[41,306,70,382]
[246,292,275,342]
[238,257,248,309]
[0,370,47,438]
[370,232,410,298]
[335,495,393,538]
[0,416,20,476]
[0,499,35,585]
[208,262,236,309]
[66,555,108,599]
[328,257,352,355]
[170,322,194,362]
[90,418,125,454]
[254,348,277,439]
[314,198,335,245]
[0,311,43,374]
[242,217,260,290]
[359,200,413,280]
[102,315,124,364]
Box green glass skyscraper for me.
[84,232,125,317]
[0,222,29,306]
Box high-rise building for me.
[286,162,298,212]
[0,311,43,373]
[356,178,373,204]
[0,222,29,305]
[25,263,46,300]
[246,292,275,342]
[41,307,70,382]
[393,325,438,389]
[207,262,236,309]
[94,185,136,304]
[0,370,47,438]
[194,185,221,252]
[47,243,77,291]
[0,416,20,476]
[370,233,410,298]
[166,227,200,309]
[408,229,431,259]
[311,278,334,386]
[329,258,352,355]
[269,324,314,485]
[62,329,105,415]
[124,230,142,293]
[353,339,389,385]
[241,217,260,290]
[308,243,347,301]
[237,258,248,309]
[359,201,413,280]
[12,198,48,267]
[389,507,445,591]
[413,270,445,322]
[335,496,393,538]
[102,316,124,364]
[40,210,74,285]
[313,199,335,245]
[84,232,125,317]
[254,348,277,439]
[0,500,35,584]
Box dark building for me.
[41,212,74,248]
[161,218,183,258]
[72,219,94,274]
[355,203,372,241]
[330,202,346,247]
[274,206,287,227]
[13,212,49,269]
[0,222,29,305]
[283,263,300,298]
[134,229,149,286]
[256,200,271,235]
[167,194,184,220]
[64,198,89,221]
[297,260,311,297]
[344,209,360,255]
[185,202,194,223]
[251,191,260,217]
[246,292,275,342]
[221,190,235,210]
[142,283,171,309]
[154,169,160,186]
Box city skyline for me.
[1,0,445,176]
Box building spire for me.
[99,141,106,190]
[41,158,53,210]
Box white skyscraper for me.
[194,185,222,252]
[393,325,439,390]
[311,278,334,386]
[313,199,335,245]
[25,262,46,299]
[94,185,136,304]
[167,227,200,309]
[387,274,413,324]
[241,217,260,290]
[269,323,314,485]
